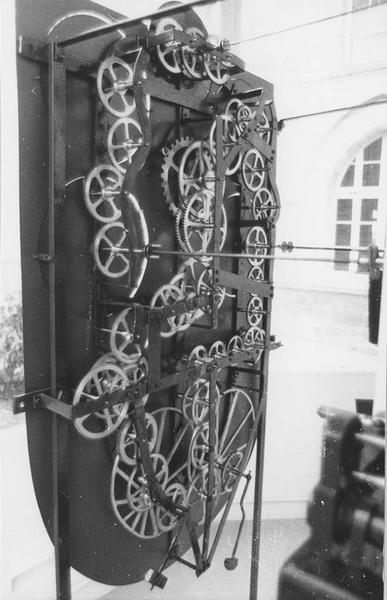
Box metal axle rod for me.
[57,0,223,47]
[139,247,379,265]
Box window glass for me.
[364,138,382,161]
[362,163,380,186]
[334,249,350,271]
[359,224,373,246]
[361,198,378,221]
[335,224,351,246]
[341,165,355,187]
[337,199,353,220]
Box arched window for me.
[334,136,386,273]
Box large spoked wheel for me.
[111,453,169,539]
[111,408,193,539]
[155,18,183,74]
[217,388,255,467]
[93,222,130,278]
[245,226,268,267]
[97,56,135,118]
[73,364,129,439]
[186,466,221,526]
[107,117,143,174]
[84,165,123,223]
[242,149,266,192]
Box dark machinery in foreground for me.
[278,403,385,600]
[13,1,280,598]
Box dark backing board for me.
[17,0,277,587]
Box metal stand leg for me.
[48,42,71,600]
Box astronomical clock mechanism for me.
[14,0,281,597]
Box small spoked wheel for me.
[208,340,227,359]
[209,114,242,176]
[116,412,158,466]
[188,344,208,364]
[182,378,220,426]
[181,27,205,79]
[107,117,143,174]
[110,307,142,363]
[242,149,266,192]
[246,295,264,328]
[203,52,230,85]
[155,482,187,532]
[248,265,264,283]
[245,226,268,267]
[252,187,277,221]
[84,165,123,223]
[155,18,183,75]
[73,364,129,439]
[150,284,185,338]
[93,222,130,278]
[221,450,244,493]
[227,335,243,355]
[97,56,135,118]
[196,268,226,308]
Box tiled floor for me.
[103,519,309,600]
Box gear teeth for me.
[174,204,189,252]
[160,136,194,218]
[181,190,228,258]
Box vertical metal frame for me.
[48,42,71,600]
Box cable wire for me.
[279,99,387,126]
[230,4,383,47]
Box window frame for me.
[333,136,387,276]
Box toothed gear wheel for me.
[161,136,194,217]
[182,189,227,259]
[178,140,215,198]
[174,206,188,252]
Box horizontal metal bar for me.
[37,393,72,420]
[355,432,385,450]
[57,0,222,47]
[148,247,379,265]
[351,471,385,490]
[13,389,51,414]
